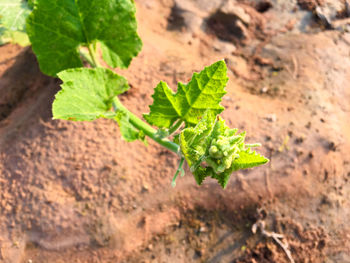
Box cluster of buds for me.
[206,131,244,174]
[180,112,267,187]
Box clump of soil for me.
[167,5,186,31]
[236,218,328,263]
[206,11,247,43]
[0,47,46,121]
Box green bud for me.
[209,145,223,159]
[223,155,233,169]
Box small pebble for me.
[264,114,277,122]
[199,226,207,233]
[261,86,269,93]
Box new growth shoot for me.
[2,0,269,188]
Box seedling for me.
[2,0,268,188]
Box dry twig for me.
[252,219,295,263]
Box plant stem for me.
[172,157,185,187]
[88,43,100,67]
[86,44,178,154]
[168,120,184,136]
[112,97,180,154]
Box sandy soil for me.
[0,0,350,262]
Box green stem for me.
[112,97,180,154]
[168,120,184,136]
[172,157,185,187]
[88,43,100,67]
[246,143,262,148]
[85,43,179,154]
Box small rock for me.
[220,2,251,25]
[142,184,149,192]
[199,226,207,233]
[264,114,277,122]
[261,86,269,93]
[147,244,153,251]
[315,1,346,29]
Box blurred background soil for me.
[0,0,350,262]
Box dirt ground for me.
[0,0,350,262]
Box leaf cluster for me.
[180,111,268,188]
[7,0,269,188]
[144,60,228,128]
[26,0,142,76]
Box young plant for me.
[17,0,269,188]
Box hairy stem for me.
[168,120,184,136]
[112,97,180,154]
[86,45,179,154]
[87,43,100,67]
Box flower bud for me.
[209,145,223,159]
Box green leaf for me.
[180,111,216,168]
[26,0,142,76]
[0,0,32,46]
[179,111,269,188]
[27,0,35,9]
[192,166,213,186]
[115,110,146,143]
[53,67,129,121]
[144,60,228,128]
[211,150,268,188]
[231,150,269,171]
[0,27,30,46]
[0,0,31,31]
